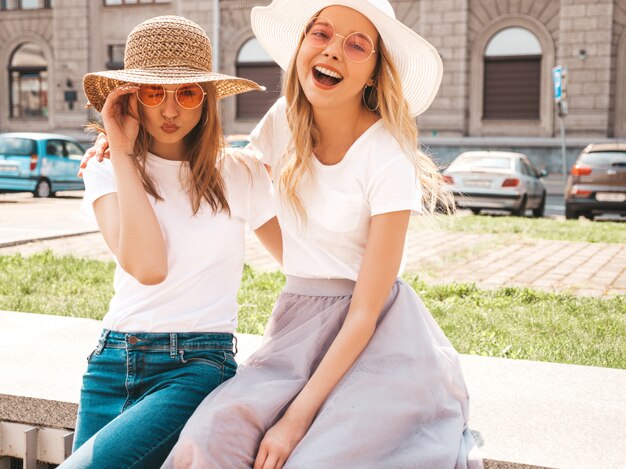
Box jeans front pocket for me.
[178,349,226,371]
[222,350,238,383]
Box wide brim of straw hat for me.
[251,0,443,117]
[84,67,264,112]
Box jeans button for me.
[128,335,139,345]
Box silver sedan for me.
[443,151,548,217]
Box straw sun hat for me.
[83,15,263,112]
[251,0,443,117]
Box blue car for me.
[0,132,86,197]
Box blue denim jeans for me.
[60,329,237,469]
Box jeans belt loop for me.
[233,335,238,356]
[95,330,110,355]
[170,333,178,359]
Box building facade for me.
[1,0,625,171]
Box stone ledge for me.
[484,463,553,469]
[1,310,624,468]
[0,394,77,430]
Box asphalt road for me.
[0,191,94,247]
[0,191,617,251]
[545,194,565,217]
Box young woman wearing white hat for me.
[60,16,281,469]
[164,1,483,468]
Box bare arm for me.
[92,86,167,285]
[254,216,283,266]
[255,210,410,469]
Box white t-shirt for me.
[250,97,422,280]
[81,150,275,333]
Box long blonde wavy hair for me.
[278,29,451,221]
[89,82,229,216]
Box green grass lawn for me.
[1,252,624,369]
[415,214,626,244]
[0,251,115,318]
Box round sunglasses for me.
[136,83,206,109]
[304,16,377,63]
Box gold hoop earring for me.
[362,84,379,112]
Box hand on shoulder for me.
[224,146,266,174]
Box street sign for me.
[553,66,568,180]
[553,66,566,102]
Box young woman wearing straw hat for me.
[60,16,281,469]
[163,1,483,468]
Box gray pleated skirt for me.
[163,277,483,469]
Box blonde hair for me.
[279,35,452,221]
[89,82,229,215]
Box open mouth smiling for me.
[313,65,344,87]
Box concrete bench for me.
[1,310,624,468]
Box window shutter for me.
[236,63,282,120]
[483,55,541,119]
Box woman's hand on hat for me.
[77,132,110,177]
[101,84,140,156]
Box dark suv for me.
[564,143,626,219]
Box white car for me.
[443,151,548,217]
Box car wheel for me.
[565,206,578,220]
[532,192,546,218]
[33,179,51,198]
[470,208,481,215]
[512,195,527,217]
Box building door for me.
[9,42,48,118]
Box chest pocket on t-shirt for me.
[323,191,363,233]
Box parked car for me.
[0,132,85,198]
[443,151,548,217]
[564,143,626,219]
[225,134,251,148]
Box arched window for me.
[9,42,48,118]
[483,27,542,119]
[236,38,281,120]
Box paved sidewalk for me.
[1,192,624,296]
[403,229,626,297]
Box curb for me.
[0,231,99,249]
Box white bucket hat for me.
[251,0,443,117]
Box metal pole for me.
[560,109,567,183]
[560,117,566,180]
[213,0,220,72]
